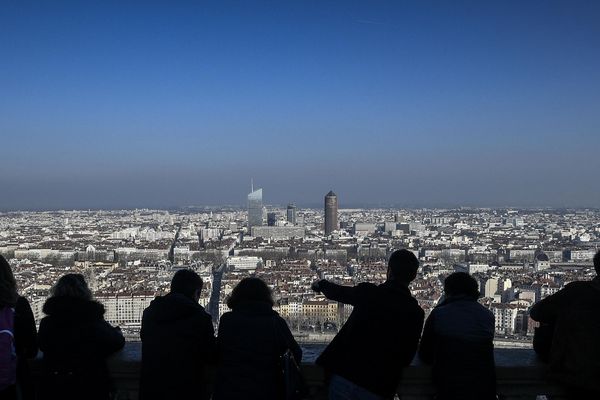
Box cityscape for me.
[3,2,600,398]
[1,185,598,346]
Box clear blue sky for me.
[2,1,599,210]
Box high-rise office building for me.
[267,212,277,226]
[248,188,263,229]
[324,191,338,235]
[286,203,297,225]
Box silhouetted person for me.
[38,274,124,400]
[419,272,496,400]
[0,255,37,400]
[214,277,302,400]
[530,251,600,399]
[312,249,424,400]
[140,269,216,400]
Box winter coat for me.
[316,280,424,399]
[530,276,600,394]
[14,296,38,360]
[0,296,38,400]
[38,296,125,400]
[419,296,496,400]
[213,301,302,400]
[140,293,216,400]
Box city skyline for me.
[4,205,599,344]
[3,201,600,214]
[2,1,600,210]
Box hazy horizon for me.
[2,1,599,210]
[2,200,599,213]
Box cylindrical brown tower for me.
[324,190,338,235]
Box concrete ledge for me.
[29,343,568,400]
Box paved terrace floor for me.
[29,342,568,400]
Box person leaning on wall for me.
[0,255,38,400]
[530,250,600,400]
[419,272,496,400]
[311,249,424,400]
[38,273,124,400]
[213,277,302,400]
[140,269,216,400]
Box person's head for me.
[594,251,600,275]
[444,272,480,299]
[51,273,92,300]
[0,255,18,307]
[171,269,203,302]
[227,277,274,310]
[387,249,419,283]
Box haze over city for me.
[2,1,600,210]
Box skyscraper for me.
[286,203,297,225]
[267,212,277,226]
[324,190,338,235]
[248,187,263,229]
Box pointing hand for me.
[311,280,323,292]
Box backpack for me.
[0,306,17,391]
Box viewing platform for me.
[29,342,568,399]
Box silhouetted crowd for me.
[1,249,599,400]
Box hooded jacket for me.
[140,292,216,400]
[38,296,124,400]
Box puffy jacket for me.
[38,296,124,400]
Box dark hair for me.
[51,273,92,300]
[0,255,18,307]
[388,249,419,282]
[594,251,600,274]
[227,277,274,309]
[444,272,480,299]
[171,269,203,299]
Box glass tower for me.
[248,188,263,229]
[286,203,297,225]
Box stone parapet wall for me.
[29,343,567,400]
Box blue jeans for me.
[328,374,386,400]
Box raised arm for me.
[312,280,364,305]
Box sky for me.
[1,1,600,210]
